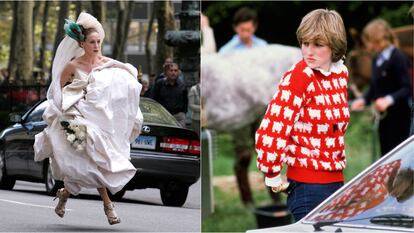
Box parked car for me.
[0,97,200,207]
[248,135,414,232]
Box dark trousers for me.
[287,179,343,222]
[379,102,411,156]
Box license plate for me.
[132,136,156,150]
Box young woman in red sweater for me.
[255,9,349,221]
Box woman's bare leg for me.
[97,188,111,204]
[98,187,121,224]
[54,187,70,218]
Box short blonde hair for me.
[297,9,347,62]
[362,19,397,46]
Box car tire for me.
[160,183,189,207]
[0,151,15,190]
[107,188,126,201]
[44,160,63,196]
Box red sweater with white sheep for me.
[255,59,350,187]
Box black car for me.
[0,97,200,207]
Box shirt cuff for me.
[385,95,395,106]
[265,175,282,187]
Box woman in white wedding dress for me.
[33,12,143,225]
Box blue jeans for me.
[286,179,343,222]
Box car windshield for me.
[140,98,179,126]
[304,136,414,230]
[25,100,49,122]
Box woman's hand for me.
[350,98,365,111]
[271,181,290,193]
[374,97,392,112]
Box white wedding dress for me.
[34,59,143,195]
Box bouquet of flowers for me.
[60,120,87,152]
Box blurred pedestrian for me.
[219,7,267,55]
[140,74,152,97]
[156,58,185,84]
[152,63,188,127]
[217,7,272,207]
[188,82,200,135]
[351,19,412,156]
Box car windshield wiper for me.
[370,214,414,228]
[312,214,414,231]
[312,219,342,231]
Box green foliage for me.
[379,4,413,27]
[343,109,380,181]
[203,1,261,26]
[0,45,9,68]
[202,188,270,232]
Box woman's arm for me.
[255,65,310,187]
[60,62,76,88]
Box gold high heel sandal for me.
[104,202,121,225]
[54,188,69,218]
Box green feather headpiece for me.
[64,19,85,42]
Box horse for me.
[202,44,302,205]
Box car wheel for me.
[160,182,189,207]
[44,161,63,196]
[107,188,126,201]
[0,152,15,190]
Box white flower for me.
[75,144,84,152]
[77,131,86,141]
[67,134,76,143]
[74,127,81,134]
[79,125,86,131]
[72,140,80,148]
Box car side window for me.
[26,101,48,122]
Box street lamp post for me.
[164,0,200,88]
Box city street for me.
[0,180,200,232]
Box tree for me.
[38,1,50,73]
[154,0,176,75]
[145,3,156,76]
[91,1,106,23]
[7,2,18,81]
[75,1,82,18]
[111,1,133,61]
[9,1,34,84]
[32,1,40,66]
[51,1,69,73]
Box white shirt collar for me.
[380,44,395,60]
[314,59,346,76]
[376,45,395,67]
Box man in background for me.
[219,7,267,54]
[152,63,188,128]
[218,7,276,207]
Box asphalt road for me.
[0,180,200,232]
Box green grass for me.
[202,109,379,232]
[213,133,259,176]
[202,187,273,232]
